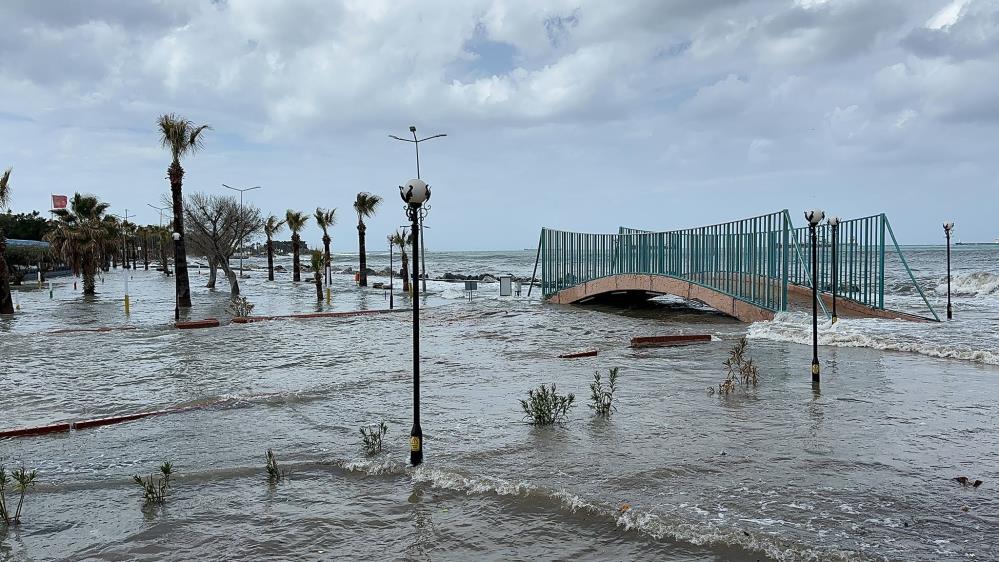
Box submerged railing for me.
[535,210,938,320]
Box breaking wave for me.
[747,312,999,366]
[933,271,999,297]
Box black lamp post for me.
[388,235,395,310]
[172,232,181,321]
[944,222,954,320]
[827,216,840,323]
[400,178,431,466]
[805,209,825,384]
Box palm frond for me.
[353,192,382,220]
[285,210,309,233]
[264,214,286,238]
[158,113,211,161]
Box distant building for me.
[269,240,310,254]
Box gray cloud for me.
[0,0,997,246]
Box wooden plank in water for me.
[176,318,221,329]
[630,334,711,348]
[558,349,598,359]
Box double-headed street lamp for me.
[944,222,955,320]
[805,209,825,385]
[222,184,262,278]
[827,216,840,323]
[148,203,170,274]
[400,178,430,466]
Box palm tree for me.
[45,193,114,295]
[0,167,13,314]
[263,215,286,281]
[353,192,382,287]
[314,207,336,284]
[391,229,410,293]
[158,113,210,308]
[310,250,326,301]
[285,210,309,282]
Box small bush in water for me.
[266,449,287,483]
[132,462,173,506]
[226,296,255,317]
[0,464,38,526]
[711,337,760,396]
[589,368,619,418]
[520,383,575,425]
[360,421,388,456]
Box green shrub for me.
[0,464,38,526]
[520,383,575,425]
[360,421,388,456]
[265,449,287,483]
[132,462,173,506]
[589,368,619,417]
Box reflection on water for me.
[1,248,998,561]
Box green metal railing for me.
[538,210,938,320]
[540,210,813,314]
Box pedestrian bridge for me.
[534,210,938,322]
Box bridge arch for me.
[548,273,776,323]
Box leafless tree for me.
[183,192,262,296]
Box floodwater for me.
[1,246,997,561]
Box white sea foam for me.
[934,271,999,297]
[747,312,999,366]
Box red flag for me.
[51,195,68,210]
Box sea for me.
[1,245,997,561]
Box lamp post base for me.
[410,423,423,466]
[811,361,820,384]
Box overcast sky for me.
[1,0,997,249]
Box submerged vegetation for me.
[711,337,761,396]
[132,462,173,506]
[589,368,619,418]
[360,421,388,456]
[521,383,576,425]
[226,295,255,317]
[265,449,287,483]
[0,463,38,526]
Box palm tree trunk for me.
[322,234,331,285]
[401,250,410,293]
[315,271,322,301]
[358,222,368,287]
[83,266,96,295]
[0,232,14,314]
[168,160,193,307]
[292,234,301,282]
[267,238,275,281]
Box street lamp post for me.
[222,184,262,279]
[400,178,431,466]
[827,216,840,324]
[172,232,181,320]
[805,209,825,385]
[390,126,446,293]
[148,203,170,274]
[944,222,955,320]
[388,235,394,310]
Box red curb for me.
[176,318,221,329]
[48,326,137,335]
[558,349,599,359]
[630,334,712,348]
[0,407,198,439]
[232,308,405,323]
